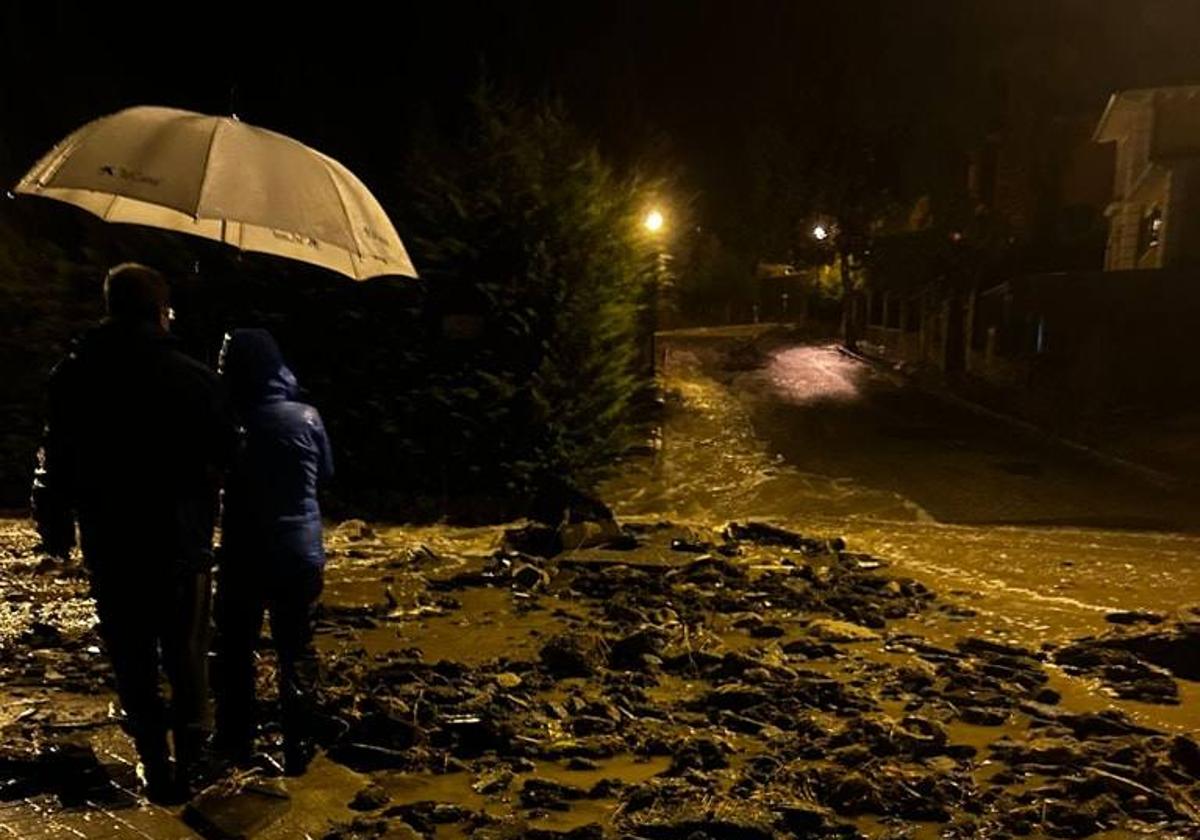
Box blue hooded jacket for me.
[220,329,333,568]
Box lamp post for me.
[644,207,667,378]
[812,218,860,351]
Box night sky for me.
[5,1,1200,247]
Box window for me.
[1139,207,1163,256]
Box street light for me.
[644,208,665,234]
[642,208,667,379]
[812,223,829,241]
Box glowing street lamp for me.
[642,207,668,378]
[812,223,829,242]
[644,208,665,234]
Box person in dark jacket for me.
[32,263,237,802]
[214,328,333,776]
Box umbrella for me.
[15,105,416,281]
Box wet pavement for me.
[4,329,1200,838]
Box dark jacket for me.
[32,320,237,571]
[220,329,333,569]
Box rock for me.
[588,778,626,798]
[715,709,771,735]
[540,632,607,677]
[831,744,872,767]
[560,519,624,551]
[723,521,845,554]
[781,638,839,659]
[390,544,441,569]
[502,523,561,558]
[749,624,785,639]
[620,791,777,840]
[336,519,375,541]
[1016,703,1157,738]
[1033,687,1061,705]
[666,555,745,584]
[349,784,391,812]
[898,715,949,752]
[670,538,710,553]
[1170,735,1200,779]
[807,618,880,643]
[827,770,878,813]
[956,637,1037,659]
[494,672,523,689]
[472,769,514,795]
[519,777,588,809]
[1105,610,1164,626]
[1063,624,1200,680]
[992,736,1085,770]
[511,563,550,591]
[385,803,472,834]
[1056,637,1181,704]
[1023,738,1083,766]
[668,736,731,774]
[184,778,291,839]
[572,715,618,736]
[774,804,833,835]
[959,706,1008,726]
[702,683,771,711]
[609,627,668,668]
[565,756,600,771]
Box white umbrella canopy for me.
[16,106,417,281]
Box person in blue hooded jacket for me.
[214,328,333,775]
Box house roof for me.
[1094,85,1200,143]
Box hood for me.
[221,328,298,410]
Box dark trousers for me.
[90,567,212,770]
[214,560,323,755]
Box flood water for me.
[604,331,1200,736]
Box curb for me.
[836,345,1184,491]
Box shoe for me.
[283,740,316,777]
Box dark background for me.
[6,1,1200,248]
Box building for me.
[1094,85,1200,270]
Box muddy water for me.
[602,339,1200,737]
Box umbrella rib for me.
[319,161,365,259]
[193,117,225,220]
[101,192,122,221]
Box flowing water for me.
[604,333,1200,737]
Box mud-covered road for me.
[3,329,1200,839]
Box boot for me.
[139,758,184,806]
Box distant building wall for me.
[864,269,1200,425]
